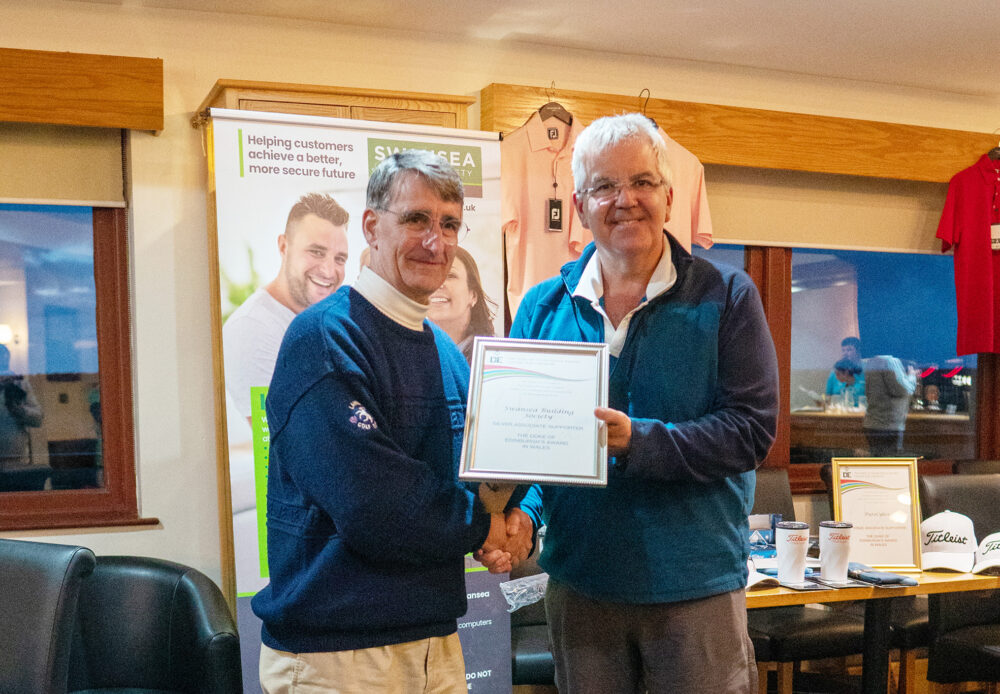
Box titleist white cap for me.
[921,510,976,572]
[972,532,1000,575]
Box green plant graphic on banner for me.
[367,138,483,197]
[250,386,270,578]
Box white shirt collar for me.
[572,241,677,358]
[353,266,428,331]
[573,241,677,306]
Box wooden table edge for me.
[746,571,1000,608]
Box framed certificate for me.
[459,337,609,486]
[832,457,921,572]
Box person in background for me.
[0,344,43,469]
[427,246,498,362]
[493,113,778,694]
[223,193,350,421]
[863,354,917,456]
[252,151,528,694]
[923,383,941,411]
[825,336,864,398]
[831,357,865,407]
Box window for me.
[690,243,991,492]
[692,242,745,268]
[789,248,976,464]
[0,204,140,530]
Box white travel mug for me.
[776,521,810,584]
[819,521,853,582]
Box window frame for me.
[744,245,1000,493]
[0,207,150,530]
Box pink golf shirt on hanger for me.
[501,111,588,316]
[501,114,715,317]
[657,127,714,252]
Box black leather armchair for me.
[67,555,242,694]
[0,538,96,694]
[509,541,556,686]
[919,473,1000,686]
[953,459,1000,475]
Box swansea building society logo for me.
[348,401,377,431]
[367,138,484,197]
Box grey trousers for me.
[545,578,757,694]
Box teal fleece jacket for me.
[513,233,779,603]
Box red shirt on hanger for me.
[937,154,1000,355]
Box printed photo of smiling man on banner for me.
[207,109,506,692]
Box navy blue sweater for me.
[252,287,492,652]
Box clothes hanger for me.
[638,88,658,129]
[989,129,1000,160]
[538,81,572,125]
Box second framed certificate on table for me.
[459,337,609,486]
[831,457,922,571]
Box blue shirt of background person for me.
[826,358,865,406]
[825,336,864,400]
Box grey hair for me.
[571,113,673,193]
[366,150,464,210]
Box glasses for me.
[578,176,667,203]
[377,208,468,245]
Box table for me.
[747,572,1000,694]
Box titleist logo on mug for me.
[819,520,852,583]
[775,521,810,584]
[921,510,976,572]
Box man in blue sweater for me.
[252,151,521,693]
[504,114,779,693]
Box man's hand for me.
[595,407,632,457]
[474,513,513,574]
[504,508,534,566]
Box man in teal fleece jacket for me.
[504,114,778,694]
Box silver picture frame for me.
[459,337,609,487]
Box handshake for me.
[475,508,534,574]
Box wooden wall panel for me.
[976,353,1000,460]
[0,48,163,131]
[481,83,996,183]
[746,247,792,470]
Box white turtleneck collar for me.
[353,266,428,332]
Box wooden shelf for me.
[481,83,996,183]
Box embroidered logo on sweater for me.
[348,401,377,431]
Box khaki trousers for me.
[259,633,467,694]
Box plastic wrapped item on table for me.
[500,572,549,612]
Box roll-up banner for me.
[207,109,509,693]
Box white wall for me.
[0,0,995,585]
